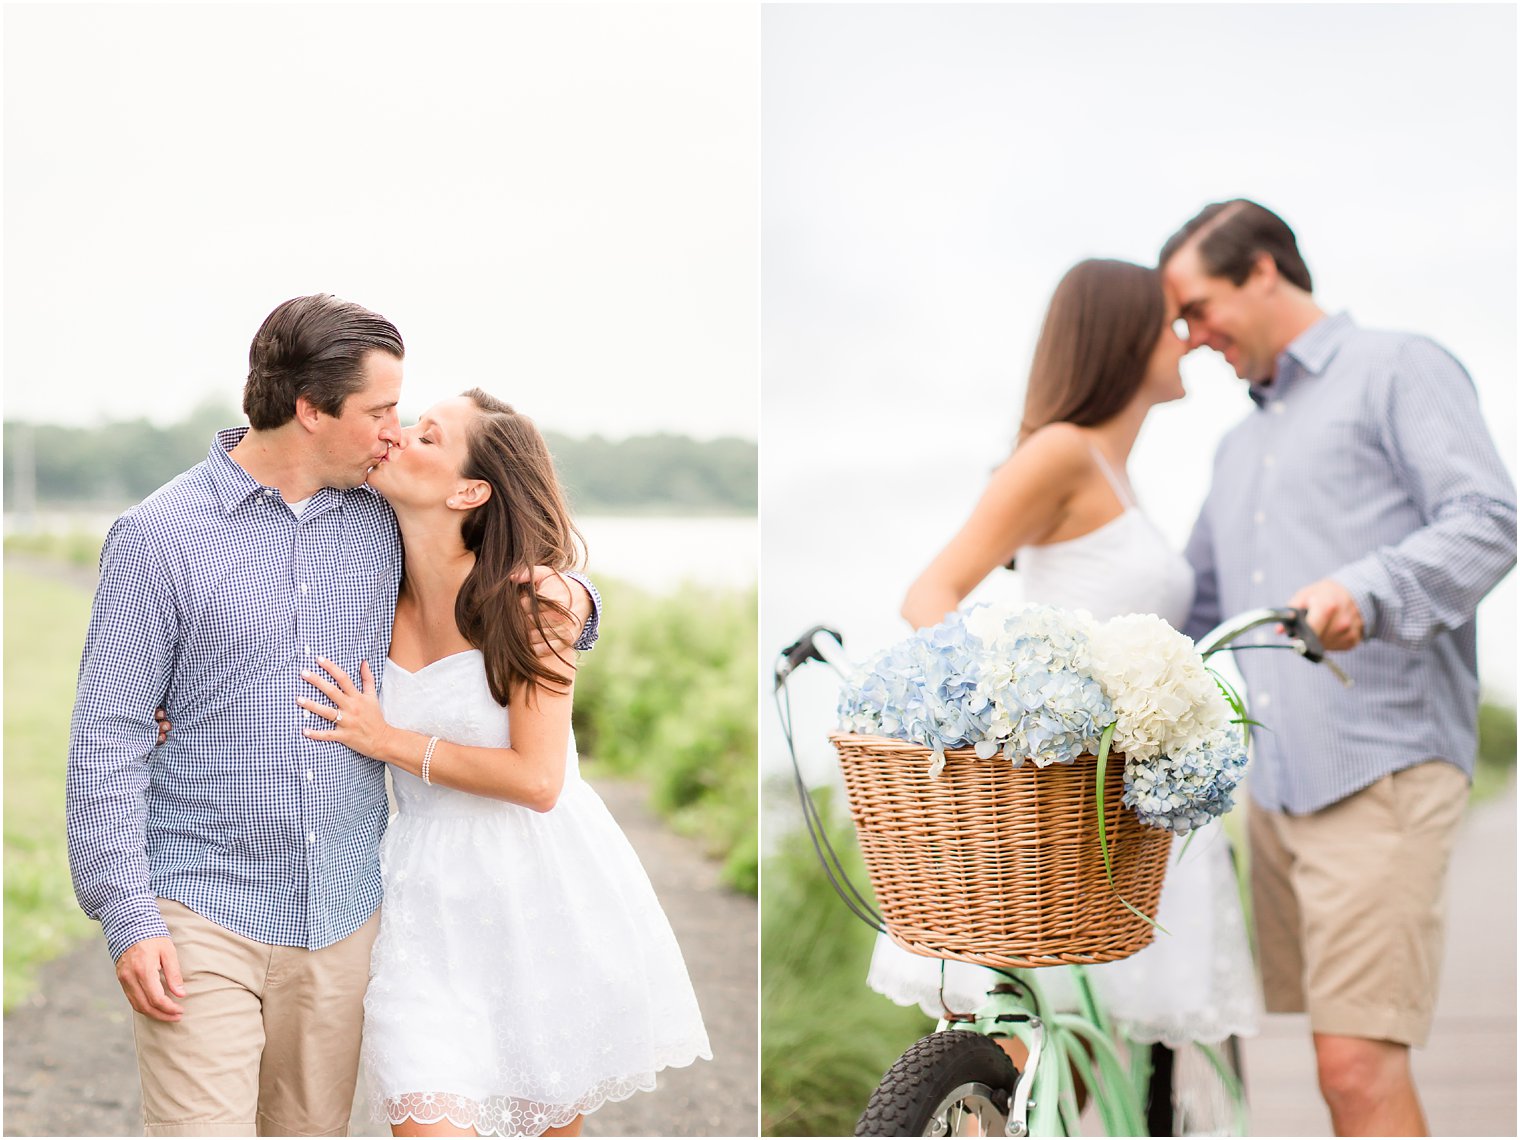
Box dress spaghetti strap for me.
[1088,444,1137,509]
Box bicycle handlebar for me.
[773,624,848,690]
[1196,606,1316,659]
[774,606,1353,690]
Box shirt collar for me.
[206,426,358,516]
[1250,311,1354,406]
[207,427,265,514]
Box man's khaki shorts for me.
[131,898,380,1136]
[1247,760,1469,1048]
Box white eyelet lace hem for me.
[373,1045,713,1137]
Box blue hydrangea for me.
[962,604,1111,768]
[839,605,1112,773]
[1121,728,1250,834]
[837,610,996,771]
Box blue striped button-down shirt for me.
[1183,313,1516,814]
[67,428,602,960]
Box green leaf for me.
[1209,668,1258,748]
[1095,724,1167,935]
[1175,829,1198,863]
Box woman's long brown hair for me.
[1017,259,1165,442]
[454,388,587,706]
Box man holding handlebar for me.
[1162,200,1516,1137]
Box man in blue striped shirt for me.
[1163,201,1516,1137]
[66,295,600,1135]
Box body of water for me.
[578,515,756,592]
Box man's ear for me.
[1248,250,1279,292]
[447,479,493,512]
[293,394,325,433]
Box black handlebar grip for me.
[1281,606,1327,662]
[774,625,844,689]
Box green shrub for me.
[573,579,757,895]
[1473,700,1517,804]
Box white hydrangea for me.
[1086,613,1232,761]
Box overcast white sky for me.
[4,3,758,440]
[761,2,1518,732]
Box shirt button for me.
[1263,454,1276,468]
[1270,402,1286,415]
[305,645,312,657]
[1258,692,1272,708]
[307,831,316,844]
[306,770,315,781]
[300,583,308,594]
[1251,569,1264,584]
[1254,511,1266,525]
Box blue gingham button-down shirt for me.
[67,428,602,961]
[1183,313,1516,814]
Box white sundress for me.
[360,650,712,1136]
[866,447,1261,1047]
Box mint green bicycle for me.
[774,607,1343,1137]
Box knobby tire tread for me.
[856,1031,1017,1137]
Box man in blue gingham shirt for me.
[1162,202,1515,1137]
[66,295,601,1135]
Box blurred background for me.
[759,4,1516,1135]
[4,5,757,1135]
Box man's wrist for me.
[102,896,173,963]
[1329,561,1385,643]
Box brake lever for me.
[1281,607,1354,688]
[774,625,845,690]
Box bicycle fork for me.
[938,976,1064,1137]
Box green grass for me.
[761,789,933,1136]
[4,531,103,569]
[4,566,97,1009]
[573,579,758,895]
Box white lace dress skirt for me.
[360,653,711,1137]
[866,819,1260,1046]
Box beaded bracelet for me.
[422,735,440,786]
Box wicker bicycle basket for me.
[831,732,1173,969]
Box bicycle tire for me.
[1145,1037,1247,1137]
[856,1031,1018,1137]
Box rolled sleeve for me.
[1332,339,1517,651]
[66,513,178,961]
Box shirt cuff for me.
[1330,556,1391,643]
[564,571,601,652]
[101,894,173,963]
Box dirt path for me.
[3,778,757,1137]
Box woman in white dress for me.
[868,258,1260,1051]
[297,388,711,1136]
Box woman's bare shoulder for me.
[996,423,1095,483]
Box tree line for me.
[3,404,756,516]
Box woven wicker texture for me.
[832,732,1173,969]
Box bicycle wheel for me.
[856,1031,1018,1137]
[1145,1038,1247,1136]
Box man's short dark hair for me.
[1159,200,1313,293]
[243,295,404,430]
